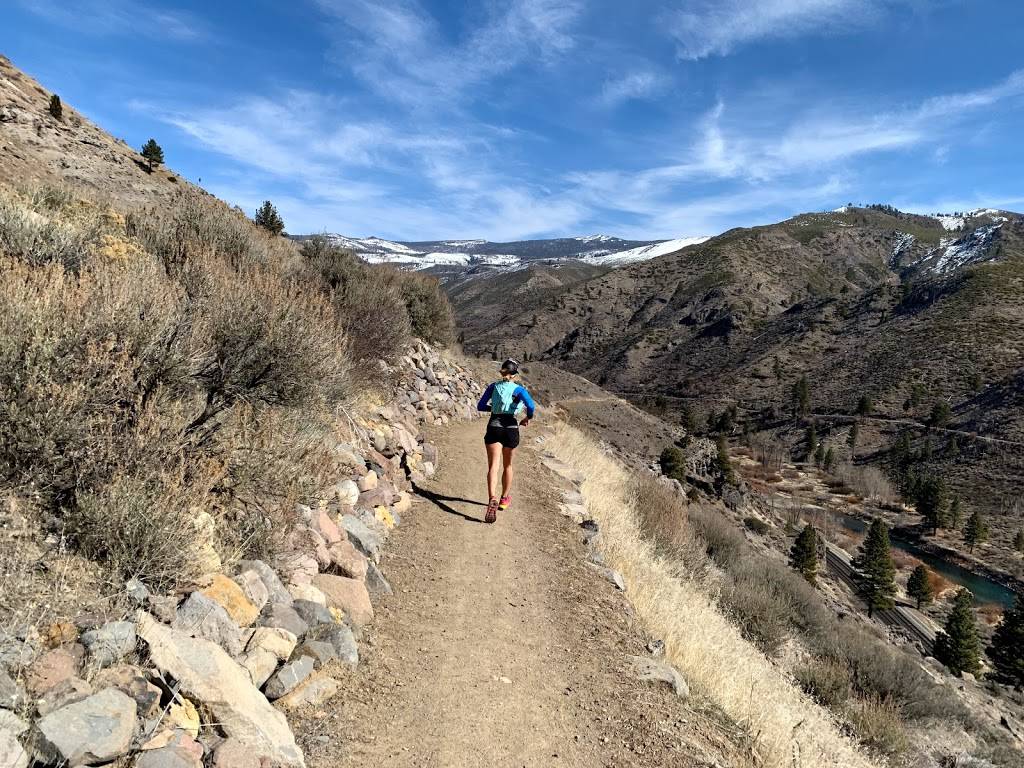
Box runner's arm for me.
[476,383,495,412]
[514,386,536,419]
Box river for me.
[826,510,1017,609]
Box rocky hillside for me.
[454,206,1024,575]
[0,55,197,209]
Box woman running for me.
[476,359,536,523]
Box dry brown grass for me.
[547,423,876,768]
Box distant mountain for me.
[288,232,707,273]
[450,204,1024,579]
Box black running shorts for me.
[484,414,520,449]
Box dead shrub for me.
[630,474,711,582]
[794,657,853,708]
[688,504,747,569]
[845,695,908,757]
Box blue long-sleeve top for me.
[477,382,536,419]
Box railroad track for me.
[825,542,937,647]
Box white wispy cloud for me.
[314,0,584,108]
[665,0,884,59]
[19,0,206,41]
[600,70,670,107]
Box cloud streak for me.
[665,0,884,59]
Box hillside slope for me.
[455,206,1024,574]
[0,55,197,208]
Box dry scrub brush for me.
[546,423,876,768]
[0,185,454,590]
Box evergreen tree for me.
[963,510,988,553]
[948,496,963,530]
[254,200,285,235]
[907,564,934,610]
[934,589,981,676]
[988,596,1024,686]
[856,394,873,415]
[1014,529,1024,553]
[805,421,818,460]
[823,446,836,473]
[853,518,897,617]
[915,476,948,534]
[792,376,811,417]
[48,94,62,120]
[659,445,686,484]
[715,436,735,484]
[789,523,819,584]
[705,409,718,435]
[930,400,952,428]
[891,431,912,471]
[847,422,859,455]
[141,138,164,171]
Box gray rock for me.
[586,563,626,591]
[237,560,293,606]
[292,600,334,627]
[0,729,28,768]
[625,655,688,697]
[259,603,309,640]
[291,641,337,669]
[647,639,665,657]
[125,579,150,605]
[0,708,28,736]
[233,570,270,614]
[0,665,26,709]
[173,592,244,657]
[37,687,137,766]
[80,621,136,668]
[36,676,93,716]
[136,613,303,766]
[365,561,393,597]
[136,743,202,768]
[263,656,314,700]
[0,637,36,671]
[147,594,180,624]
[239,648,278,689]
[306,624,358,667]
[341,515,382,563]
[274,676,340,710]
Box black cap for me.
[500,358,519,374]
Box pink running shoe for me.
[498,496,512,511]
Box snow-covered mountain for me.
[291,233,707,272]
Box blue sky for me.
[7,0,1024,240]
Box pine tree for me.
[254,200,285,235]
[948,496,963,530]
[891,431,912,471]
[789,523,819,584]
[715,436,735,484]
[853,518,897,617]
[988,596,1024,686]
[792,376,811,417]
[930,400,952,428]
[847,422,859,456]
[907,564,934,610]
[141,138,164,171]
[48,94,62,120]
[1014,529,1024,553]
[659,445,686,484]
[915,476,948,534]
[856,394,873,416]
[823,446,836,473]
[934,589,981,676]
[963,510,988,553]
[805,421,818,460]
[814,442,826,468]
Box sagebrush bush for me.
[844,695,908,757]
[794,657,853,708]
[0,187,393,588]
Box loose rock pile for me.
[0,341,481,768]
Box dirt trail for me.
[291,418,736,768]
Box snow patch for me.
[890,232,915,265]
[575,234,616,243]
[582,236,710,266]
[922,224,1002,275]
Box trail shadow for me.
[413,484,488,524]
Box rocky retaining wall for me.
[0,341,480,768]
